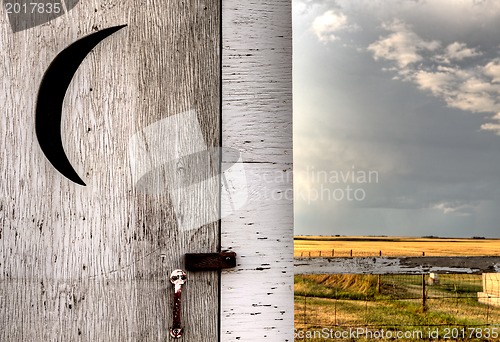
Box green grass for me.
[294,274,378,300]
[295,274,500,341]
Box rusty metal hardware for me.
[184,252,237,271]
[167,253,235,337]
[169,269,187,338]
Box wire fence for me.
[295,273,500,341]
[296,250,441,257]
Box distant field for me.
[294,236,500,257]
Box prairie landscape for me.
[294,235,500,257]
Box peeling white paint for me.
[220,0,294,341]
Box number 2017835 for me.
[5,2,61,14]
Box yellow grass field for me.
[294,236,500,257]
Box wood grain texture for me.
[294,257,500,275]
[221,0,294,341]
[0,0,220,340]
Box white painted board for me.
[221,0,294,341]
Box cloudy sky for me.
[293,0,500,237]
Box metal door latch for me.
[168,252,236,338]
[169,269,187,338]
[184,252,237,271]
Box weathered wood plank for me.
[0,0,220,341]
[221,1,293,340]
[294,257,500,275]
[221,0,293,164]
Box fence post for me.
[422,274,427,312]
[304,294,307,326]
[332,249,334,257]
[350,249,353,257]
[377,249,382,294]
[319,251,321,257]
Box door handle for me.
[169,269,187,338]
[167,252,236,337]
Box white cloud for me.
[460,76,499,93]
[435,42,482,64]
[413,70,456,96]
[367,20,440,68]
[480,122,500,135]
[433,202,475,216]
[484,58,500,83]
[367,20,500,135]
[414,69,499,114]
[480,112,500,135]
[311,10,357,43]
[451,90,497,113]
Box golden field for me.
[294,235,500,257]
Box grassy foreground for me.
[295,274,500,341]
[294,236,500,340]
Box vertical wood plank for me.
[0,0,220,340]
[221,1,294,341]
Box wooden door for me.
[0,0,220,340]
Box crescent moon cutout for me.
[36,25,127,186]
